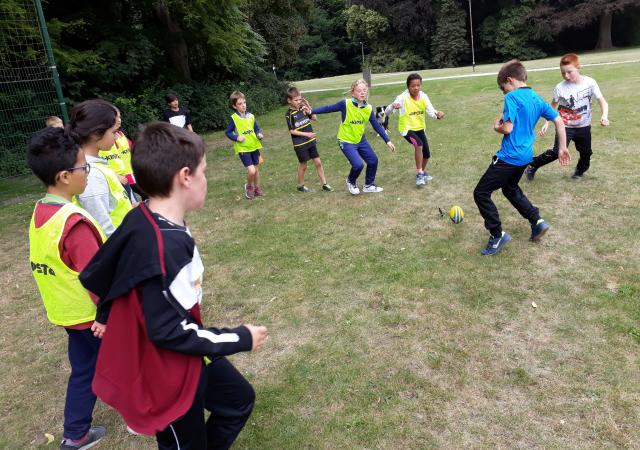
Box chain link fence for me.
[0,0,67,178]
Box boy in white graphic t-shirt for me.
[526,53,609,180]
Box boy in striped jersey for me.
[285,87,333,193]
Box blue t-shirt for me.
[496,87,558,166]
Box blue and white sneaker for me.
[346,178,360,195]
[480,231,511,256]
[363,184,383,193]
[530,219,550,241]
[423,171,433,181]
[416,173,426,186]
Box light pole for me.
[468,0,476,72]
[359,41,365,67]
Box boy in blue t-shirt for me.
[473,60,570,256]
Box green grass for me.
[1,53,639,449]
[295,46,640,92]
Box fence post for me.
[34,0,68,123]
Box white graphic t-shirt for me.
[552,75,603,128]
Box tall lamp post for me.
[468,0,476,72]
[359,41,365,67]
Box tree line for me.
[6,0,640,137]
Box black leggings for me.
[474,156,540,237]
[531,126,592,174]
[156,357,255,450]
[403,130,430,159]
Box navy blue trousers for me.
[64,328,100,440]
[339,139,378,186]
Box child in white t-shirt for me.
[526,53,609,180]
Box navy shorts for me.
[239,150,261,167]
[294,144,320,163]
[403,130,430,159]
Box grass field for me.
[295,47,640,93]
[1,53,639,449]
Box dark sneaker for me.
[571,170,584,180]
[254,186,264,197]
[244,184,254,199]
[480,232,511,256]
[530,219,550,241]
[322,183,334,192]
[60,426,106,450]
[297,185,312,193]
[526,165,537,181]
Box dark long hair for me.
[67,99,118,145]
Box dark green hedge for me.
[1,76,288,177]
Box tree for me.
[245,0,313,70]
[430,0,469,67]
[529,0,640,50]
[285,0,358,79]
[480,0,547,61]
[343,4,388,43]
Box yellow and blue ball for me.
[449,205,464,224]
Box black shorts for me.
[294,143,320,163]
[403,130,430,159]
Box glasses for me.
[66,163,91,174]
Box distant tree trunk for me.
[595,11,613,49]
[153,1,191,81]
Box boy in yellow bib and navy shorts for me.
[386,73,445,186]
[225,91,265,199]
[27,127,108,450]
[311,79,396,195]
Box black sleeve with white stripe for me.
[141,276,253,357]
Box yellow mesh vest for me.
[79,162,132,231]
[398,94,427,134]
[98,145,128,176]
[29,202,106,326]
[115,133,133,175]
[337,100,372,144]
[231,113,262,154]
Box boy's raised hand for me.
[245,324,268,352]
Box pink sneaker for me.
[244,184,255,199]
[254,186,264,197]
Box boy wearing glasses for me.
[27,127,108,449]
[473,60,569,256]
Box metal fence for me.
[0,0,67,178]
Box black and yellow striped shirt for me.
[285,108,316,150]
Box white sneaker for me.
[423,171,433,181]
[346,178,360,195]
[416,173,426,186]
[363,184,383,193]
